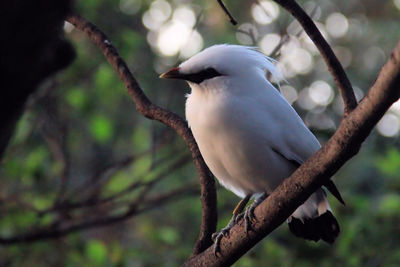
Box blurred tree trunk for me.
[0,0,75,158]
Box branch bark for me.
[66,14,217,255]
[183,40,400,267]
[273,0,357,115]
[217,0,238,25]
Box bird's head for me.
[160,44,282,88]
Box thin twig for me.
[137,183,199,213]
[66,14,217,255]
[36,153,191,216]
[0,183,199,245]
[273,0,357,115]
[217,0,238,25]
[236,28,257,45]
[270,4,318,58]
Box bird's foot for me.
[212,215,237,256]
[236,203,256,233]
[237,192,268,233]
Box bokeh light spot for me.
[309,80,334,106]
[180,31,204,59]
[259,33,281,55]
[236,23,258,45]
[64,21,74,33]
[390,98,400,115]
[297,87,317,110]
[157,21,191,56]
[149,0,171,23]
[394,0,400,10]
[251,0,280,25]
[173,6,196,28]
[288,48,313,74]
[280,85,298,105]
[377,113,400,137]
[326,12,349,38]
[119,0,141,15]
[142,11,163,31]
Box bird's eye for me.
[185,67,223,84]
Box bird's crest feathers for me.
[179,44,284,85]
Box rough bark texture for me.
[0,0,75,158]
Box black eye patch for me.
[184,68,223,84]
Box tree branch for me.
[36,153,191,216]
[273,0,357,115]
[217,0,238,25]
[66,14,217,255]
[183,41,400,266]
[0,184,198,245]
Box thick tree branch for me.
[183,41,400,266]
[273,0,357,115]
[66,14,217,255]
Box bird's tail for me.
[287,188,340,244]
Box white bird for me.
[160,44,343,252]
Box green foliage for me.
[131,124,151,152]
[90,114,114,143]
[66,87,88,110]
[86,240,108,265]
[158,227,179,245]
[379,194,400,216]
[375,147,400,177]
[108,174,131,195]
[1,0,400,266]
[95,64,115,93]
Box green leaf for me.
[131,156,152,178]
[90,115,113,143]
[11,112,34,145]
[86,240,107,265]
[158,227,178,245]
[131,125,151,152]
[104,172,131,195]
[66,87,87,109]
[95,64,115,91]
[26,146,48,174]
[375,148,400,176]
[379,194,400,215]
[33,196,52,210]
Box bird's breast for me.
[185,90,296,197]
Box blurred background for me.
[1,0,399,266]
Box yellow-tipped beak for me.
[159,67,182,79]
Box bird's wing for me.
[267,89,345,205]
[273,146,345,205]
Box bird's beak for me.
[159,67,185,80]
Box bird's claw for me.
[212,226,232,255]
[236,205,256,233]
[212,214,238,256]
[244,205,256,233]
[212,227,230,242]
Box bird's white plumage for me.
[182,44,331,221]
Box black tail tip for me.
[288,211,340,244]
